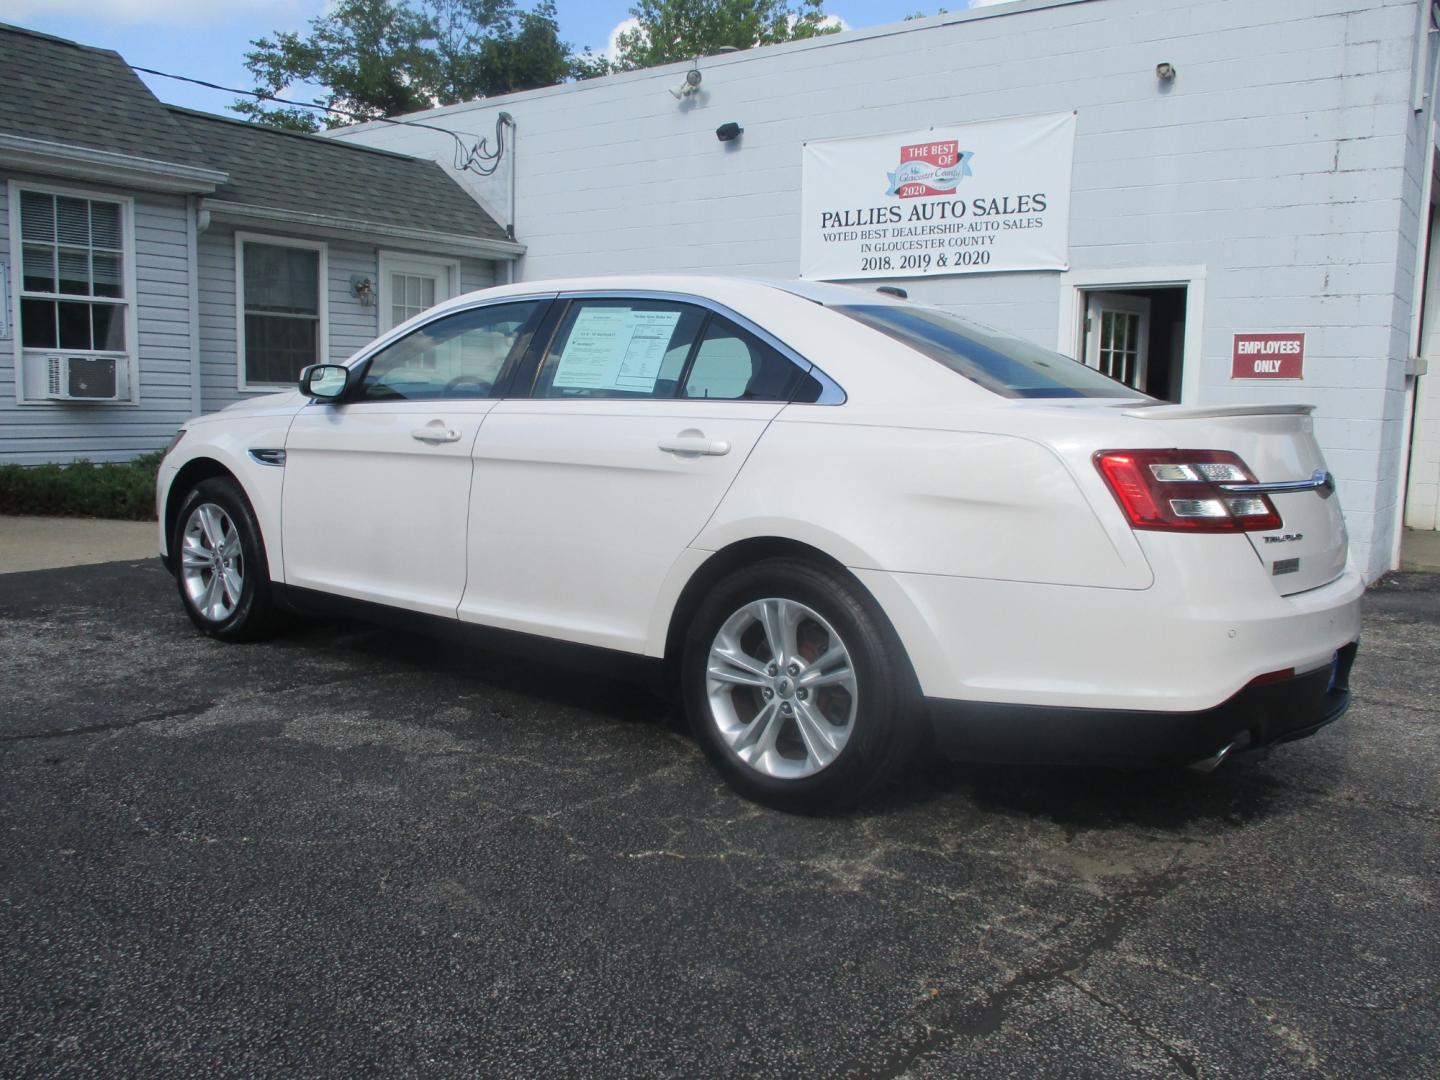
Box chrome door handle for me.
[411,425,461,444]
[659,433,731,457]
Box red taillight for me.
[1094,449,1283,533]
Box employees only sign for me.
[800,112,1076,281]
[1232,333,1305,379]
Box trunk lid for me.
[1121,403,1347,595]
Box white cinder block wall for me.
[330,0,1433,581]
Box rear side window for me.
[533,299,705,399]
[532,298,822,402]
[683,319,815,401]
[834,304,1148,400]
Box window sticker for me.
[551,307,683,392]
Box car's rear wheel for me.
[682,558,921,811]
[172,477,282,642]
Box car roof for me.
[466,274,908,308]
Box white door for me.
[380,255,459,333]
[282,298,549,616]
[1084,292,1151,391]
[458,297,814,653]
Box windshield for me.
[834,304,1150,400]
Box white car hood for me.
[217,390,306,416]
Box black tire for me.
[171,477,283,642]
[681,557,922,812]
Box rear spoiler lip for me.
[1118,402,1316,420]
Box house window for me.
[391,273,437,329]
[238,236,326,388]
[17,189,128,354]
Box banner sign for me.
[1232,333,1305,379]
[800,112,1076,281]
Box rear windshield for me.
[834,304,1149,400]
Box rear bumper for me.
[855,560,1364,713]
[927,641,1357,768]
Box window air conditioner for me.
[46,355,121,401]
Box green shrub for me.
[0,452,163,521]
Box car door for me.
[282,297,550,616]
[459,295,822,651]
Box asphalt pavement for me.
[1,560,1436,1079]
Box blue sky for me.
[4,1,980,117]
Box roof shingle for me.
[168,108,506,242]
[0,22,506,243]
[0,23,211,169]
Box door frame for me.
[377,251,462,333]
[1056,265,1206,404]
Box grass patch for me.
[0,453,162,521]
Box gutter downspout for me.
[1394,3,1440,569]
[1415,0,1437,112]
[186,195,203,417]
[504,112,517,245]
[503,112,518,286]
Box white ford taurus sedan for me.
[157,276,1361,810]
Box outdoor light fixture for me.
[716,122,743,142]
[671,65,702,99]
[350,275,375,306]
[1156,62,1176,81]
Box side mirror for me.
[300,364,351,401]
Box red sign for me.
[1231,333,1305,379]
[891,140,966,199]
[900,140,959,168]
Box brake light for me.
[1094,449,1283,533]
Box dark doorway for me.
[1079,286,1186,402]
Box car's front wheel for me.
[172,477,282,642]
[682,558,921,811]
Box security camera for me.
[715,122,743,142]
[1155,62,1176,81]
[670,67,702,99]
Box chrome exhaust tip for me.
[1186,731,1252,773]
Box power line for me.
[130,64,510,177]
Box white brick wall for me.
[331,0,1431,580]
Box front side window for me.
[18,190,127,353]
[240,239,323,387]
[834,303,1149,400]
[360,301,545,401]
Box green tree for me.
[234,0,588,131]
[610,0,840,72]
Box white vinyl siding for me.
[0,171,196,463]
[198,230,498,412]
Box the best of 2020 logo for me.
[885,140,974,199]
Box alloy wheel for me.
[705,597,859,779]
[181,503,245,623]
